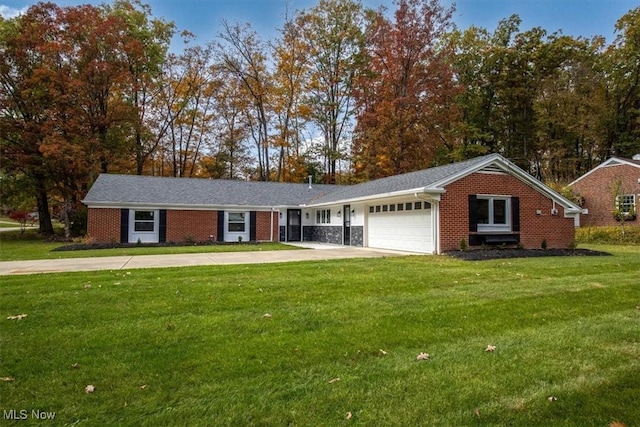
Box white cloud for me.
[0,5,27,19]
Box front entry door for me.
[287,209,301,242]
[343,204,351,245]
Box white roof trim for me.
[569,157,640,186]
[304,187,445,208]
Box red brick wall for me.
[166,210,218,242]
[255,211,279,241]
[87,208,120,243]
[87,208,280,244]
[570,163,640,227]
[440,172,576,251]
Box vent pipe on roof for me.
[308,175,313,189]
[633,154,640,160]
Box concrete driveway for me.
[0,245,412,275]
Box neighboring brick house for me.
[83,154,583,253]
[569,156,640,227]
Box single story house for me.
[569,155,640,226]
[83,153,583,253]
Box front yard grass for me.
[0,229,300,261]
[1,246,639,426]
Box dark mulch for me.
[444,248,612,261]
[51,241,262,252]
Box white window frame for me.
[616,194,636,215]
[227,212,246,233]
[133,210,155,232]
[477,195,511,232]
[315,209,331,224]
[129,209,159,243]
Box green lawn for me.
[0,229,301,261]
[1,245,639,426]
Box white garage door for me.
[367,202,434,253]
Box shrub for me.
[541,238,547,250]
[8,211,29,233]
[576,226,640,245]
[459,238,467,251]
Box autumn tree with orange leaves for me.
[352,0,461,180]
[0,1,173,235]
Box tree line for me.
[1,0,639,235]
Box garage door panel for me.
[368,208,433,253]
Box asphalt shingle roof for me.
[309,155,494,204]
[84,155,497,208]
[84,174,338,207]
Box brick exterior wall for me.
[570,163,640,227]
[255,211,279,241]
[87,208,120,243]
[87,208,279,243]
[166,210,218,243]
[440,172,576,252]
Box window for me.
[405,202,412,211]
[414,202,422,210]
[397,203,404,211]
[616,194,636,216]
[382,205,388,212]
[228,212,246,232]
[134,210,155,232]
[369,206,374,213]
[476,196,510,231]
[389,204,396,212]
[316,209,331,224]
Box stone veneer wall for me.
[350,226,364,247]
[303,226,343,245]
[300,225,364,247]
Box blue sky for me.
[1,0,637,46]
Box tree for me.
[352,0,460,180]
[207,68,252,179]
[534,35,608,182]
[0,2,172,235]
[216,21,272,181]
[604,7,640,158]
[296,0,366,183]
[158,44,220,177]
[104,0,175,175]
[271,11,312,182]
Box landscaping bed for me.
[51,240,266,252]
[444,247,611,261]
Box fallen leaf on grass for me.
[547,396,557,402]
[83,283,92,289]
[328,378,340,384]
[85,385,95,394]
[485,345,496,352]
[416,352,430,361]
[1,377,15,382]
[346,412,352,419]
[71,363,80,369]
[263,313,272,318]
[474,408,480,419]
[379,349,388,355]
[7,314,27,320]
[609,421,627,427]
[140,384,147,390]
